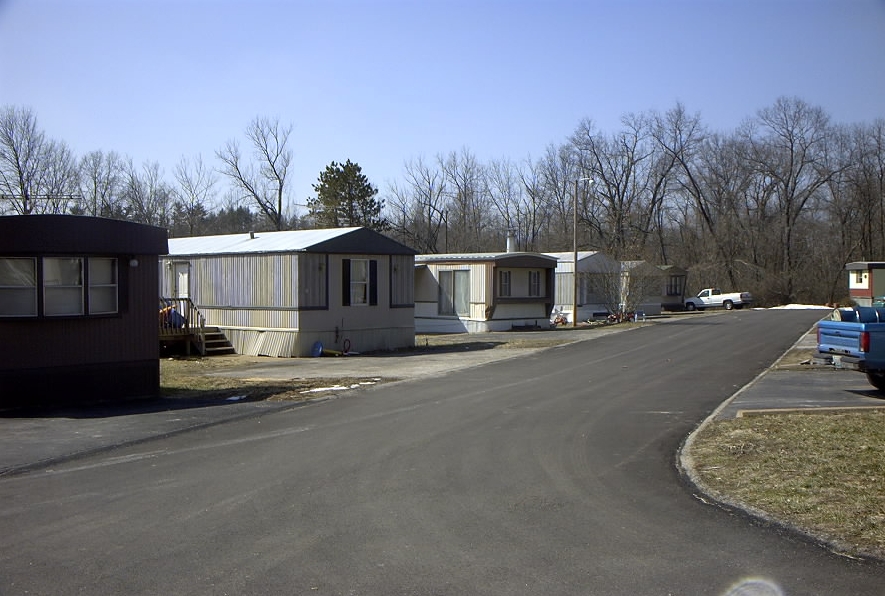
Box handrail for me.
[159,297,207,356]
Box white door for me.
[173,262,190,299]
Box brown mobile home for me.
[0,215,168,407]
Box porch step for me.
[203,327,236,356]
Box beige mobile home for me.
[414,252,558,333]
[161,227,416,357]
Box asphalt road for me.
[2,309,883,595]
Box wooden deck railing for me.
[159,297,207,355]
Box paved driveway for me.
[2,309,884,595]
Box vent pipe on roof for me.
[506,230,515,253]
[249,231,255,239]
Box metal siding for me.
[187,254,300,309]
[164,248,415,357]
[199,307,300,329]
[298,253,327,307]
[477,263,491,304]
[390,254,414,306]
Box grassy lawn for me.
[687,410,885,560]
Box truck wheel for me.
[723,300,734,310]
[866,371,885,392]
[685,302,696,311]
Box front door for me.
[173,262,190,299]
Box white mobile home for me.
[545,251,620,323]
[161,227,416,357]
[414,252,558,333]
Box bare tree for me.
[78,150,125,218]
[571,113,675,260]
[36,139,80,214]
[652,103,749,288]
[516,156,555,251]
[385,156,449,252]
[122,160,173,227]
[537,142,580,251]
[0,105,79,214]
[738,96,843,301]
[814,122,882,303]
[172,155,217,236]
[485,158,522,249]
[439,148,492,251]
[216,116,293,230]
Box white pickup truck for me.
[684,288,753,311]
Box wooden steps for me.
[203,327,236,356]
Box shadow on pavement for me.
[0,394,260,420]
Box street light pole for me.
[572,177,593,327]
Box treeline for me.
[2,98,884,305]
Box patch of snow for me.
[766,304,833,310]
[299,385,350,394]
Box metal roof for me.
[416,251,558,264]
[543,251,603,263]
[168,227,416,256]
[846,261,885,270]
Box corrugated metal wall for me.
[191,254,298,307]
[159,251,415,357]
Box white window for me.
[0,257,37,317]
[44,257,84,316]
[2,256,119,318]
[342,258,377,307]
[89,258,118,314]
[439,270,469,316]
[350,259,369,305]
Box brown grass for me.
[688,410,885,559]
[160,356,385,402]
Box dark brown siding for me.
[0,216,167,407]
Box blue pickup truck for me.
[817,307,885,391]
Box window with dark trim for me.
[0,256,119,318]
[0,257,37,317]
[342,258,378,306]
[499,270,511,297]
[44,257,84,316]
[528,270,541,297]
[666,275,684,297]
[89,258,118,314]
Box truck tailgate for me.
[817,320,863,357]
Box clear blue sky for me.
[2,0,884,209]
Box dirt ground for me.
[159,325,625,402]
